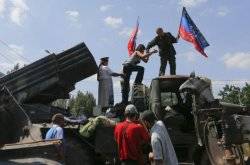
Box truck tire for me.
[65,138,94,165]
[203,122,244,165]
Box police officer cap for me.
[124,104,138,115]
[100,57,109,62]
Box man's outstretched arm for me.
[146,37,157,52]
[168,32,178,43]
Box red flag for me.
[127,19,139,56]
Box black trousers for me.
[121,65,144,103]
[159,55,176,76]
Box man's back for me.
[151,120,178,165]
[45,124,64,140]
[114,120,150,161]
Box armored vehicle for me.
[145,74,250,164]
[92,74,250,164]
[0,42,98,164]
[1,40,250,165]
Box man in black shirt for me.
[146,27,178,76]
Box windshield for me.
[161,92,179,107]
[180,91,193,105]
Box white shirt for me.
[151,121,178,165]
[99,65,113,80]
[45,124,64,140]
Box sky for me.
[0,0,249,103]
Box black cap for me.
[100,57,109,62]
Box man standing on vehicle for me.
[121,44,157,104]
[141,110,178,165]
[114,104,150,165]
[146,27,178,76]
[97,56,124,111]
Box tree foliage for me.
[68,91,96,117]
[52,99,68,109]
[241,84,250,106]
[6,63,24,74]
[218,85,241,104]
[52,91,96,117]
[218,83,250,106]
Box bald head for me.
[156,27,164,37]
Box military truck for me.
[80,73,250,165]
[129,74,250,164]
[0,42,98,164]
[1,40,250,165]
[87,74,250,164]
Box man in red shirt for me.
[114,104,150,165]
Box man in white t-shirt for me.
[140,110,178,165]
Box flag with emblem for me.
[178,7,209,57]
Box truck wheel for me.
[203,122,244,165]
[65,138,94,165]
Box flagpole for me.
[177,7,185,39]
[137,16,140,24]
[135,16,140,47]
[127,17,140,56]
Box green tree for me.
[52,99,68,109]
[6,63,26,74]
[218,83,250,106]
[7,63,20,74]
[51,91,96,117]
[68,91,96,117]
[218,85,241,104]
[241,83,250,106]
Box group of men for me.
[96,27,179,164]
[45,104,178,165]
[98,27,178,110]
[44,27,179,164]
[114,104,178,165]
